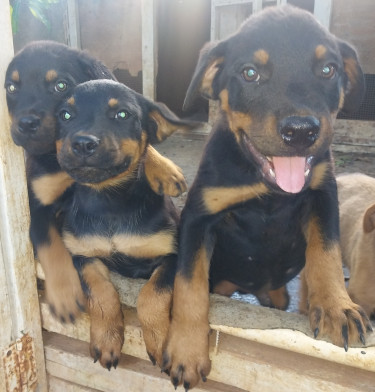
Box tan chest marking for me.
[203,183,269,214]
[63,230,176,259]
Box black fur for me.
[4,40,114,263]
[56,79,190,368]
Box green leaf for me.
[10,0,22,34]
[10,0,61,34]
[28,0,56,31]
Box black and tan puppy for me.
[55,79,194,369]
[4,41,188,322]
[158,6,372,390]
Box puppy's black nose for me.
[72,135,100,157]
[279,116,320,149]
[18,115,40,133]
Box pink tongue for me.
[272,157,306,193]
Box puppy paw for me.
[145,155,187,197]
[90,315,124,370]
[137,279,173,367]
[309,295,373,350]
[45,263,86,323]
[162,320,211,390]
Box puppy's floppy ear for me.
[363,203,375,233]
[78,52,116,81]
[183,40,227,112]
[141,99,201,144]
[338,40,365,114]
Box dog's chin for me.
[242,134,314,194]
[64,161,133,185]
[64,167,114,184]
[60,155,133,185]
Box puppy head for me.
[4,40,114,155]
[184,6,365,193]
[56,79,193,188]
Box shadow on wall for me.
[157,0,211,120]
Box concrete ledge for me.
[38,262,375,391]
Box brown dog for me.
[338,173,375,318]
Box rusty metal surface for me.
[2,334,38,392]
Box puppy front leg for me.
[144,145,187,196]
[77,257,124,370]
[163,218,213,390]
[29,188,85,322]
[137,255,176,367]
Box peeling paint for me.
[2,334,37,392]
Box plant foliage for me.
[10,0,60,34]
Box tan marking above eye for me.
[203,183,269,214]
[315,45,327,60]
[11,70,20,82]
[67,96,75,105]
[108,98,119,108]
[45,69,58,82]
[253,49,269,65]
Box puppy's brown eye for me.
[7,84,16,93]
[55,81,67,92]
[115,110,128,119]
[242,67,260,82]
[321,64,336,79]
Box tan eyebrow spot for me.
[315,45,327,59]
[67,97,75,105]
[253,49,269,65]
[108,98,118,108]
[45,70,58,82]
[11,70,20,82]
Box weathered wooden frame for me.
[1,1,374,390]
[0,2,47,390]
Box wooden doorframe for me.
[0,3,47,391]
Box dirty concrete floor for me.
[156,129,375,312]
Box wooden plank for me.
[40,296,375,390]
[66,0,81,49]
[44,332,242,392]
[0,3,47,392]
[43,325,375,392]
[314,0,332,29]
[141,0,157,100]
[333,120,375,154]
[49,376,101,392]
